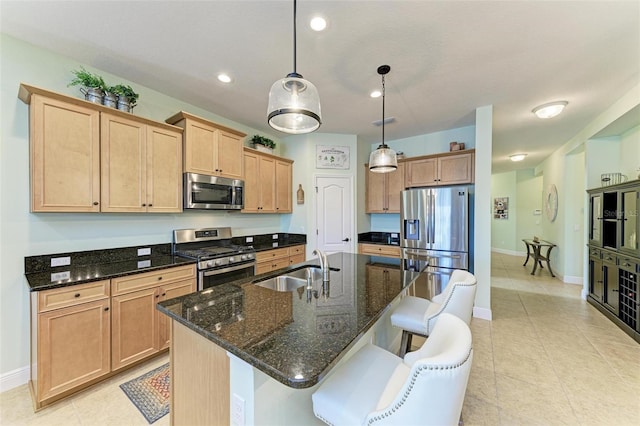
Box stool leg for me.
[399,331,412,358]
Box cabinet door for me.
[30,95,101,212]
[603,252,619,314]
[147,126,183,213]
[242,151,260,212]
[218,130,244,179]
[365,166,387,213]
[619,188,639,256]
[406,158,437,187]
[589,253,604,303]
[275,160,292,213]
[438,153,474,185]
[386,162,405,213]
[589,193,603,246]
[111,287,159,370]
[158,279,196,350]
[184,120,217,175]
[258,155,276,212]
[101,113,147,212]
[37,299,110,401]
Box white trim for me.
[0,365,29,393]
[472,306,492,321]
[581,288,589,300]
[562,275,583,285]
[491,248,525,256]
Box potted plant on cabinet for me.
[110,84,139,113]
[250,135,276,153]
[68,67,107,104]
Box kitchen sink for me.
[254,275,307,292]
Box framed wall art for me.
[316,145,350,169]
[494,197,509,219]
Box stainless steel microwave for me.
[183,173,244,210]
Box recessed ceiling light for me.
[370,90,382,98]
[217,73,232,83]
[509,154,527,162]
[310,16,327,31]
[532,101,568,119]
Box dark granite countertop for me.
[25,244,196,292]
[158,252,407,389]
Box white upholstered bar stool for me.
[312,313,473,426]
[391,269,477,357]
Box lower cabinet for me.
[256,245,306,274]
[31,280,111,409]
[30,264,196,409]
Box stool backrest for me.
[425,270,477,334]
[366,313,473,425]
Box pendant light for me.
[267,0,321,134]
[369,65,397,173]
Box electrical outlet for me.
[231,394,245,426]
[50,271,70,281]
[137,260,151,268]
[50,256,71,267]
[272,234,278,240]
[245,236,254,243]
[137,247,151,256]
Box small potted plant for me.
[110,84,139,113]
[68,67,107,104]
[250,135,276,153]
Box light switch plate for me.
[272,234,278,240]
[137,260,151,268]
[137,247,151,256]
[246,236,254,243]
[50,271,70,281]
[51,256,71,267]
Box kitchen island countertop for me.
[157,252,406,389]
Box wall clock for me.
[545,184,558,222]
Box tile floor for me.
[1,252,638,425]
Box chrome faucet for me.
[312,249,330,284]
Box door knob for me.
[342,238,350,242]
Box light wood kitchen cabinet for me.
[243,148,293,214]
[405,150,475,187]
[30,280,111,408]
[166,111,245,180]
[365,162,405,213]
[111,265,195,370]
[101,113,182,213]
[19,84,184,213]
[256,245,306,274]
[276,159,293,213]
[359,243,401,258]
[26,93,101,212]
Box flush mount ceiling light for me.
[369,65,397,173]
[217,73,232,83]
[267,0,322,134]
[509,153,527,162]
[310,16,326,31]
[532,101,568,119]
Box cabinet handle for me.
[104,307,109,311]
[155,294,160,298]
[612,289,619,292]
[74,293,80,298]
[158,277,163,280]
[142,203,146,207]
[162,293,166,297]
[93,201,99,206]
[148,204,153,207]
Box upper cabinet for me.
[19,84,184,213]
[243,147,293,214]
[165,111,245,180]
[365,162,405,213]
[405,150,475,187]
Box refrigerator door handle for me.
[429,194,436,244]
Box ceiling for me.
[2,1,639,173]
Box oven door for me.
[184,173,244,210]
[199,262,255,291]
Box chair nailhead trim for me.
[367,347,473,425]
[426,282,476,334]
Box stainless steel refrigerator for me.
[400,186,470,297]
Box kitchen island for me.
[157,252,409,425]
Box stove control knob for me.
[247,253,254,259]
[206,260,214,268]
[229,257,235,263]
[240,254,247,261]
[214,259,222,266]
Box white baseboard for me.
[473,306,492,321]
[562,275,583,285]
[581,288,589,300]
[491,248,524,256]
[0,365,29,393]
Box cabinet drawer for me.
[256,248,290,263]
[111,264,196,295]
[289,253,305,265]
[38,280,110,313]
[359,243,401,258]
[602,251,617,264]
[589,247,601,258]
[257,257,290,274]
[618,255,639,272]
[288,245,305,256]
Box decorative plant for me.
[250,135,276,149]
[110,84,139,106]
[67,67,106,91]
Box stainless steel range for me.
[173,227,256,291]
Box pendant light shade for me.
[369,65,397,173]
[267,0,321,134]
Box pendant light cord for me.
[293,0,297,75]
[381,73,386,148]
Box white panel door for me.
[315,176,354,254]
